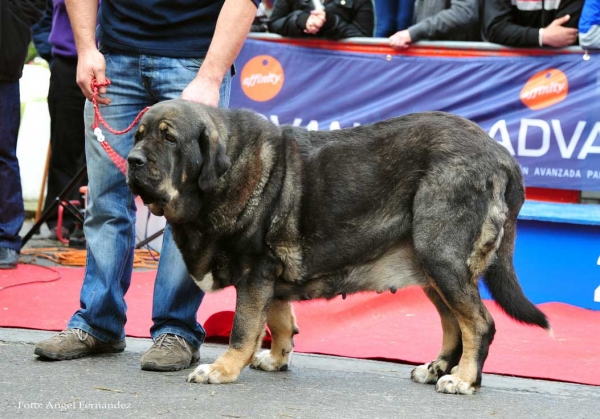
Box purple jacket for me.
[49,0,77,58]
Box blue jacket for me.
[580,0,600,48]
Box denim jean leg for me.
[68,52,152,343]
[150,225,206,348]
[147,56,232,348]
[0,81,25,252]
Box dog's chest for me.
[190,273,216,292]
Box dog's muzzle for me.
[126,149,166,207]
[127,148,147,171]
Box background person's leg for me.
[43,56,87,236]
[0,81,25,257]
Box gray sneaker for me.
[140,334,200,372]
[34,329,126,360]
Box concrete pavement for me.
[1,327,598,419]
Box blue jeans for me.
[0,81,25,253]
[68,51,232,349]
[374,0,415,37]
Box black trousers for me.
[43,55,87,231]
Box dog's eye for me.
[165,133,175,143]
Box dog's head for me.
[126,99,230,223]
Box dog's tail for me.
[482,169,551,332]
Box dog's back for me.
[289,112,522,277]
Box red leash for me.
[90,78,150,175]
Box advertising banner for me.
[231,39,600,191]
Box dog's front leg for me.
[251,300,298,372]
[187,276,274,384]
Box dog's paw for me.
[435,374,476,395]
[186,363,238,384]
[410,363,437,384]
[250,349,291,372]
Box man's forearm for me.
[410,0,478,41]
[197,0,257,84]
[65,0,99,53]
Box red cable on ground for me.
[0,265,62,292]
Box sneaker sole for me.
[34,345,126,361]
[140,362,190,372]
[141,355,200,372]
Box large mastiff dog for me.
[127,99,549,394]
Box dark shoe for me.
[0,248,19,269]
[68,226,86,249]
[34,329,126,360]
[48,226,70,241]
[141,334,200,372]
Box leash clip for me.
[93,127,105,143]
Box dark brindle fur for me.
[126,99,549,394]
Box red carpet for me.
[1,264,598,386]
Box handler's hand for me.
[389,30,412,49]
[181,75,221,107]
[76,48,110,105]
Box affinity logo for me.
[520,69,568,110]
[240,55,284,102]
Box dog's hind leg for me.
[251,300,298,372]
[411,286,463,385]
[412,180,497,394]
[429,281,494,395]
[414,236,495,394]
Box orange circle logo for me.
[520,69,568,110]
[240,55,285,102]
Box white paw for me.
[410,363,437,384]
[187,364,227,384]
[251,349,291,372]
[435,374,475,395]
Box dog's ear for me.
[197,119,231,192]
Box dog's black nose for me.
[128,149,147,169]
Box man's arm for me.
[268,0,311,37]
[1,0,46,81]
[65,0,109,103]
[408,0,479,42]
[484,0,579,47]
[321,0,375,39]
[181,0,258,106]
[7,0,46,26]
[484,0,539,46]
[580,24,600,47]
[579,0,600,48]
